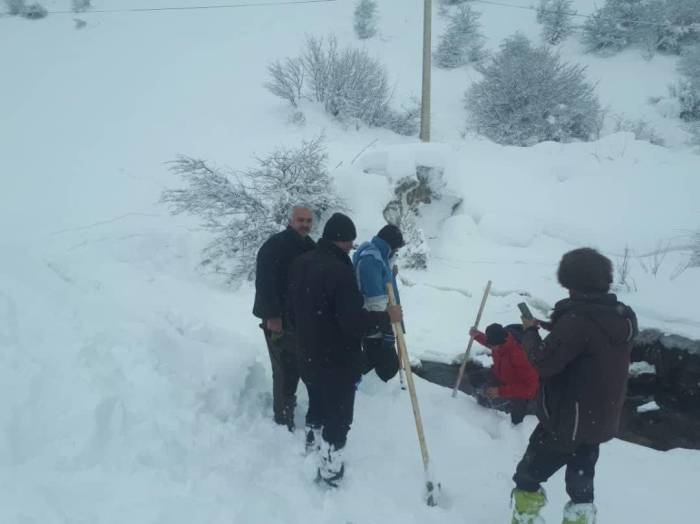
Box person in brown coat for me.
[510,248,638,524]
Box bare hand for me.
[484,387,499,399]
[469,327,478,338]
[266,317,283,333]
[522,316,539,330]
[387,304,403,323]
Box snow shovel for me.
[387,282,440,507]
[452,280,492,398]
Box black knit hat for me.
[485,323,507,346]
[557,248,613,293]
[377,224,406,250]
[322,212,357,242]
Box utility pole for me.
[420,0,432,142]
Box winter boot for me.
[511,488,546,524]
[562,501,597,524]
[316,440,345,488]
[305,426,322,454]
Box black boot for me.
[275,395,296,431]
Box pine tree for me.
[537,0,575,45]
[434,5,485,69]
[353,0,378,40]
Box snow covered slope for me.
[1,1,699,523]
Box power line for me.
[44,0,337,15]
[469,0,694,30]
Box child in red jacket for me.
[469,323,539,424]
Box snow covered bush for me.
[398,212,429,270]
[266,35,419,136]
[673,45,700,121]
[5,0,25,15]
[71,0,91,13]
[381,167,447,271]
[302,36,389,126]
[536,0,575,45]
[434,4,486,68]
[690,231,700,267]
[612,116,665,145]
[353,0,378,40]
[4,0,46,18]
[383,199,428,271]
[161,136,345,282]
[583,0,700,55]
[265,58,304,108]
[652,0,700,54]
[21,2,46,18]
[582,0,646,54]
[465,34,602,146]
[689,122,700,149]
[383,100,421,136]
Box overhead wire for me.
[41,0,337,15]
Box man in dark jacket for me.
[287,213,403,487]
[253,206,315,430]
[510,248,638,524]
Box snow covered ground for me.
[1,1,699,523]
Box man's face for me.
[290,208,313,237]
[336,240,353,254]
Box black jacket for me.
[287,238,391,377]
[253,226,315,322]
[523,292,638,446]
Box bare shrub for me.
[161,136,344,282]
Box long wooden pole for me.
[452,280,492,398]
[419,0,432,142]
[387,283,439,506]
[396,341,407,390]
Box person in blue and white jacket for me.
[352,224,406,382]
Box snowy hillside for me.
[1,0,699,523]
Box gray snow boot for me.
[316,440,345,488]
[305,426,321,454]
[562,501,597,524]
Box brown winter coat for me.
[522,292,638,446]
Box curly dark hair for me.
[557,248,613,293]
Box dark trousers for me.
[263,329,301,428]
[361,337,400,382]
[303,367,357,450]
[513,423,600,503]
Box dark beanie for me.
[322,212,357,242]
[485,323,507,346]
[557,247,613,293]
[377,224,405,250]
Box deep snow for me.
[1,1,699,523]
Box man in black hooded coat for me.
[287,212,403,487]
